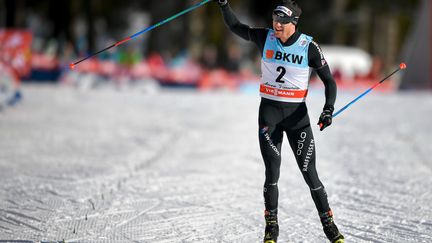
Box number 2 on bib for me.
[275,66,286,83]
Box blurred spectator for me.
[200,45,218,70]
[225,44,241,73]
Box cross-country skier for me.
[213,0,344,242]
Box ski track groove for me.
[0,225,11,231]
[114,200,161,229]
[0,209,43,223]
[1,215,43,232]
[55,129,181,241]
[0,216,19,227]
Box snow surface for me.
[0,84,431,243]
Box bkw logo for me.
[265,50,304,65]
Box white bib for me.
[260,30,312,103]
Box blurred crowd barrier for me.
[1,29,397,102]
[0,29,30,107]
[61,51,260,92]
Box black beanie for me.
[280,0,302,18]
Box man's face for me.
[273,20,294,39]
[272,9,296,39]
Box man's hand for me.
[213,0,227,6]
[317,105,334,131]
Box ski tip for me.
[69,63,75,70]
[399,62,407,70]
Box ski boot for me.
[320,210,344,243]
[263,210,279,243]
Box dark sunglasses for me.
[272,12,292,24]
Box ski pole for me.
[70,0,212,70]
[319,62,407,129]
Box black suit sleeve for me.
[308,41,337,107]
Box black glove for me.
[213,0,227,6]
[317,105,334,131]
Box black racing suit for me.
[220,4,337,215]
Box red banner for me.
[0,29,33,78]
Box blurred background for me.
[0,0,429,106]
